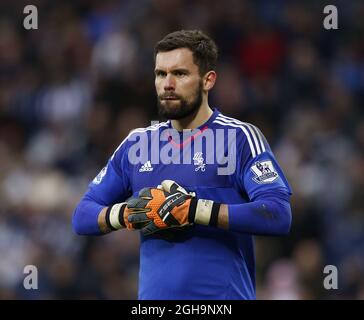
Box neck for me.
[171,97,213,131]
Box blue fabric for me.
[72,108,292,299]
[228,196,292,235]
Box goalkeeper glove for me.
[105,202,148,231]
[127,180,221,235]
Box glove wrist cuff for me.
[192,199,221,227]
[106,203,127,230]
[188,198,198,223]
[209,202,221,227]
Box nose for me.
[164,74,175,91]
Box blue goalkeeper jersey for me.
[84,108,292,299]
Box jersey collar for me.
[166,108,221,149]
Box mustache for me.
[159,93,181,99]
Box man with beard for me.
[73,30,292,300]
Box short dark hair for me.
[154,30,218,76]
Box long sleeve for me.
[72,139,132,235]
[72,194,105,235]
[228,192,292,235]
[229,123,292,235]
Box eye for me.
[173,70,187,77]
[155,70,166,77]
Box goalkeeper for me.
[72,30,292,300]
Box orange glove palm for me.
[127,180,221,236]
[127,186,194,235]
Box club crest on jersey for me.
[193,152,206,172]
[251,160,278,184]
[93,166,107,184]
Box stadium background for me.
[0,0,363,299]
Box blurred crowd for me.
[0,0,363,299]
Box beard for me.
[157,81,203,120]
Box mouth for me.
[161,96,179,101]
[160,93,180,100]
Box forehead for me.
[155,48,198,72]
